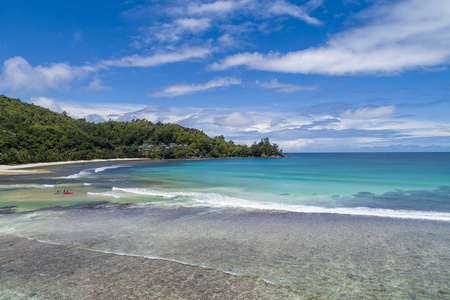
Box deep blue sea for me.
[1,153,449,298]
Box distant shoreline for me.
[0,155,286,175]
[0,158,147,175]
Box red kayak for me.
[64,192,73,195]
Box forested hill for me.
[0,95,283,164]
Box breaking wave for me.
[87,191,122,199]
[108,187,450,222]
[64,169,92,179]
[63,164,128,179]
[94,165,128,173]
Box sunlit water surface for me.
[1,153,449,298]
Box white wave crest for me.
[63,169,92,179]
[61,164,128,179]
[193,194,450,222]
[111,187,450,222]
[87,192,122,199]
[94,165,128,173]
[111,187,200,198]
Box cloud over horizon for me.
[25,97,449,152]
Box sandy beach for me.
[0,159,146,175]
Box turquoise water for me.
[1,153,450,298]
[114,153,450,216]
[1,153,450,217]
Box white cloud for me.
[87,78,110,91]
[0,48,211,93]
[148,18,212,43]
[211,0,450,75]
[66,103,147,120]
[101,47,211,68]
[29,96,64,113]
[175,17,211,32]
[185,0,322,24]
[150,77,241,97]
[268,0,323,25]
[85,114,106,123]
[256,79,317,93]
[27,97,146,121]
[129,0,322,49]
[0,57,89,92]
[270,117,287,127]
[341,105,396,119]
[214,111,255,128]
[278,139,314,152]
[186,0,248,15]
[217,33,236,47]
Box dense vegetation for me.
[0,95,283,164]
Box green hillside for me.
[0,95,283,164]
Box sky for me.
[1,0,449,152]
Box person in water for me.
[55,189,71,194]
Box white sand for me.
[0,158,146,175]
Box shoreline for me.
[0,156,285,175]
[0,158,147,175]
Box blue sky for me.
[1,0,449,152]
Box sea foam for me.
[94,165,128,173]
[87,191,122,199]
[112,187,201,198]
[63,164,128,179]
[109,187,450,222]
[64,169,92,179]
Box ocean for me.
[1,153,449,298]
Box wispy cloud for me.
[186,0,246,15]
[150,77,241,97]
[143,18,212,43]
[211,0,450,75]
[86,78,110,91]
[214,111,255,128]
[341,105,396,119]
[101,46,212,68]
[268,0,323,25]
[125,0,323,49]
[185,0,323,25]
[256,79,317,93]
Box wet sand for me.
[0,235,302,300]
